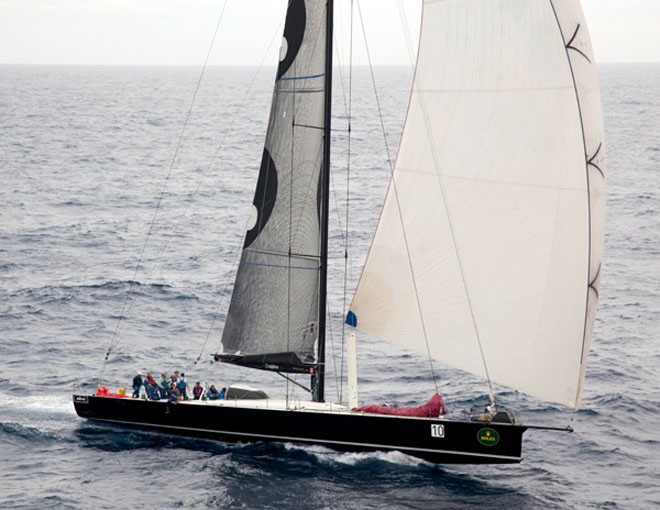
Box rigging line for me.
[98,0,229,382]
[286,53,297,373]
[279,23,317,396]
[410,20,498,408]
[279,7,327,250]
[328,11,352,240]
[131,14,287,295]
[200,0,320,371]
[191,13,290,366]
[418,100,495,407]
[328,51,352,253]
[332,13,351,124]
[106,0,284,373]
[326,296,341,403]
[197,3,326,367]
[339,0,355,405]
[355,0,439,396]
[329,169,346,235]
[116,32,281,377]
[102,2,232,360]
[292,7,332,369]
[286,76,295,411]
[196,14,286,191]
[192,210,266,369]
[290,148,324,259]
[277,372,312,393]
[321,1,354,404]
[263,14,329,386]
[396,0,417,64]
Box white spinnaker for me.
[349,0,605,408]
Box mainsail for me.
[219,0,330,373]
[348,0,605,408]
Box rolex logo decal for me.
[477,428,500,447]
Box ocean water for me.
[1,63,659,509]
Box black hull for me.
[73,395,527,464]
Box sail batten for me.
[349,0,605,408]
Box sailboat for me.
[74,0,606,464]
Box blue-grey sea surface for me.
[1,64,659,509]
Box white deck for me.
[126,396,461,422]
[155,397,352,414]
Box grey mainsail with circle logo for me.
[220,0,327,373]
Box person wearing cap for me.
[132,372,143,398]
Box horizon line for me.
[2,61,658,67]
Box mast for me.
[316,0,333,403]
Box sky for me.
[0,0,659,66]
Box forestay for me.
[220,0,328,373]
[348,0,605,408]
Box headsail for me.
[219,0,329,373]
[348,0,605,408]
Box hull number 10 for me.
[430,424,445,438]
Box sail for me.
[348,0,605,408]
[219,0,328,373]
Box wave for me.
[5,280,202,306]
[0,421,75,445]
[290,443,429,468]
[0,392,75,415]
[588,392,659,415]
[0,393,78,445]
[209,442,546,509]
